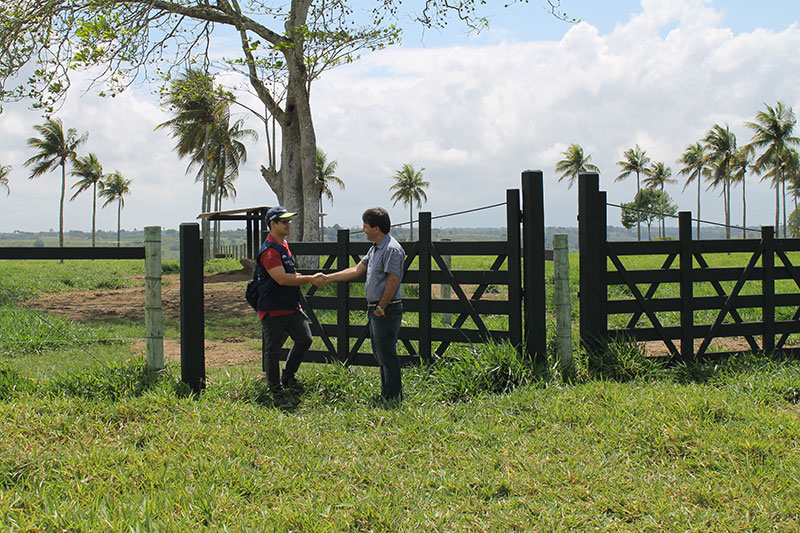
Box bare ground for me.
[23,269,260,366]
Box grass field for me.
[2,256,800,530]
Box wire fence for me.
[606,201,767,235]
[0,265,150,372]
[349,201,508,235]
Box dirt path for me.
[24,270,262,366]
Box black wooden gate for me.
[179,171,547,389]
[578,172,800,362]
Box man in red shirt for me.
[254,206,324,390]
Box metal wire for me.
[349,201,508,235]
[606,202,763,234]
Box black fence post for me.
[578,173,607,365]
[679,211,694,362]
[506,188,523,355]
[521,170,546,365]
[246,215,254,259]
[336,229,351,362]
[180,223,205,393]
[419,212,432,364]
[762,226,775,354]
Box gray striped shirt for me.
[361,233,405,302]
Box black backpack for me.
[245,264,268,310]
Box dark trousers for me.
[260,311,312,387]
[368,302,403,400]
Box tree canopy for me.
[1,1,573,243]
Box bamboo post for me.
[553,234,573,379]
[144,226,164,372]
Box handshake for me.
[311,272,330,287]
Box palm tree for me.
[703,124,737,239]
[555,143,599,189]
[677,142,708,239]
[781,148,800,211]
[316,149,345,241]
[745,101,800,236]
[0,165,10,196]
[157,69,229,260]
[196,114,256,253]
[615,144,651,240]
[24,118,88,248]
[70,153,104,246]
[731,145,755,238]
[99,172,132,247]
[643,161,675,238]
[389,164,429,241]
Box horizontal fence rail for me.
[0,247,146,260]
[287,202,524,367]
[579,172,800,362]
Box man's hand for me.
[311,272,328,287]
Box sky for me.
[1,0,799,233]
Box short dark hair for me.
[362,207,391,234]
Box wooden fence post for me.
[507,188,523,354]
[419,212,432,364]
[578,173,607,365]
[439,238,452,326]
[336,229,351,362]
[679,211,694,362]
[144,226,164,373]
[180,223,205,393]
[763,226,775,354]
[553,233,573,379]
[521,170,546,365]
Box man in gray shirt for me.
[322,207,405,401]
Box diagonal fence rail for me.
[179,172,548,391]
[578,172,800,363]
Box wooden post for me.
[679,211,694,362]
[762,226,775,354]
[521,170,546,365]
[144,226,164,372]
[180,223,205,393]
[440,238,452,326]
[578,173,607,365]
[419,212,432,364]
[506,188,523,353]
[336,229,351,362]
[553,234,573,379]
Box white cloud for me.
[1,0,799,234]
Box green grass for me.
[2,256,800,529]
[1,351,799,530]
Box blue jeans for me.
[368,301,403,400]
[260,311,312,387]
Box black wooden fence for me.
[179,171,547,389]
[578,172,800,362]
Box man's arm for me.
[374,273,400,317]
[267,266,323,286]
[324,262,367,283]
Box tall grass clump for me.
[43,359,168,401]
[426,341,536,400]
[0,365,35,399]
[588,337,667,382]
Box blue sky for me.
[1,0,799,233]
